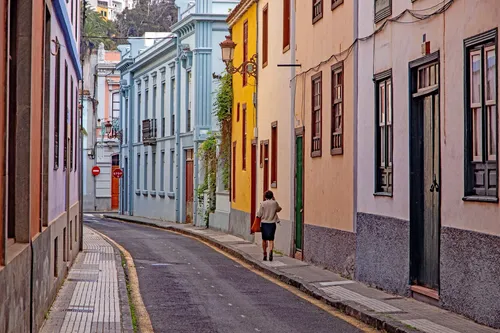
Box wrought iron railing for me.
[142,119,157,145]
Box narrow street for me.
[85,215,370,333]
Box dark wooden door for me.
[295,132,304,254]
[111,155,120,210]
[263,142,269,198]
[185,149,194,223]
[250,143,257,230]
[411,92,441,290]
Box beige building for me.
[293,0,356,275]
[356,0,500,328]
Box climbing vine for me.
[196,71,233,227]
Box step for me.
[410,285,440,307]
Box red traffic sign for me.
[92,166,101,176]
[113,168,124,179]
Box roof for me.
[226,0,257,28]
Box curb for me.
[103,214,421,333]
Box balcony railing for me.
[142,119,157,145]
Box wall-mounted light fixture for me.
[219,35,257,79]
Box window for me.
[160,151,165,191]
[145,89,149,119]
[242,104,247,170]
[136,154,140,190]
[54,38,61,169]
[375,0,391,23]
[112,92,120,121]
[169,150,175,192]
[170,77,175,136]
[75,87,78,170]
[243,20,248,86]
[262,5,269,67]
[311,72,322,157]
[54,237,58,277]
[64,63,68,170]
[237,103,240,122]
[313,0,323,23]
[232,142,237,201]
[375,72,393,194]
[283,0,290,50]
[187,71,192,131]
[331,63,343,155]
[70,77,74,170]
[63,228,67,262]
[271,122,278,187]
[161,82,166,136]
[152,85,157,119]
[75,215,78,241]
[137,91,142,142]
[152,152,156,191]
[464,30,497,199]
[124,97,128,143]
[332,0,343,10]
[144,153,148,190]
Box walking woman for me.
[256,190,282,261]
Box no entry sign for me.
[92,166,100,176]
[113,168,124,179]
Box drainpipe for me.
[352,0,359,231]
[175,36,182,223]
[289,0,296,255]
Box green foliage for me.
[116,0,178,37]
[196,133,218,227]
[81,2,117,56]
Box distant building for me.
[88,0,134,21]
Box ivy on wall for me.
[196,72,233,227]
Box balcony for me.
[142,119,157,145]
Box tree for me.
[80,1,118,56]
[116,0,178,37]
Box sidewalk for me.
[103,213,499,333]
[40,226,133,333]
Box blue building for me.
[118,0,238,224]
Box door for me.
[185,149,194,223]
[111,154,120,210]
[294,130,304,256]
[263,141,269,197]
[124,157,128,214]
[250,142,257,230]
[410,60,440,290]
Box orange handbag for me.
[251,216,261,234]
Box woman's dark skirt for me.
[261,222,277,241]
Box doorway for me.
[185,149,194,223]
[111,154,120,210]
[250,141,257,230]
[294,127,304,258]
[409,55,441,291]
[262,140,269,198]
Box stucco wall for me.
[294,0,355,232]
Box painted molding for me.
[53,0,82,79]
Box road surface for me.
[85,215,370,333]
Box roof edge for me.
[227,0,257,28]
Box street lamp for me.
[219,35,258,79]
[104,121,112,135]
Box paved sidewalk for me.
[103,213,499,333]
[41,226,133,333]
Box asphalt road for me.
[85,215,367,333]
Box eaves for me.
[227,0,258,28]
[172,13,230,36]
[117,58,134,73]
[128,43,177,74]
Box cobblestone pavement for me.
[41,226,127,333]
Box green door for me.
[295,135,304,252]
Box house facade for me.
[293,0,357,274]
[119,0,239,224]
[225,0,258,238]
[83,44,121,212]
[0,0,82,331]
[356,0,500,328]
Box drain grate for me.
[66,307,94,313]
[67,278,98,282]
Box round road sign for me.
[92,166,101,176]
[113,168,124,179]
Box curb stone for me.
[103,214,422,333]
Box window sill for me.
[159,191,166,198]
[311,150,322,158]
[282,45,290,54]
[6,241,29,265]
[374,192,393,198]
[312,13,323,24]
[271,182,277,188]
[462,195,498,203]
[331,148,343,156]
[142,190,149,196]
[135,190,141,195]
[167,192,175,199]
[150,191,157,197]
[263,61,268,69]
[331,0,343,10]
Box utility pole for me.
[79,0,87,252]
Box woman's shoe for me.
[263,253,267,261]
[269,252,273,262]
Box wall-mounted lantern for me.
[219,35,257,79]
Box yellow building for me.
[226,0,258,239]
[96,5,108,20]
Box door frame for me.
[111,153,120,210]
[184,148,194,223]
[408,51,442,289]
[294,127,305,258]
[250,140,257,231]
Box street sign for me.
[92,166,101,176]
[113,168,124,179]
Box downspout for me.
[175,36,182,223]
[353,0,359,232]
[289,0,296,255]
[79,0,86,251]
